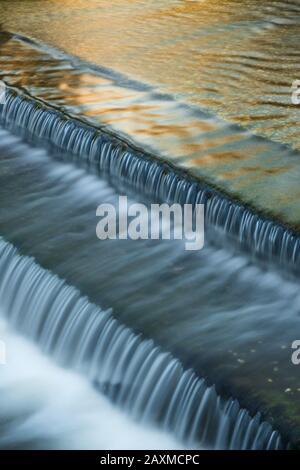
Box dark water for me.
[1,0,300,150]
[0,123,296,448]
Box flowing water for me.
[1,0,300,150]
[0,122,295,449]
[0,318,181,450]
[0,238,281,450]
[0,0,300,450]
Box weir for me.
[0,34,300,449]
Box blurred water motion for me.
[0,0,299,450]
[1,0,300,149]
[0,319,180,450]
[0,125,295,447]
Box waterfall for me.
[1,87,300,276]
[0,237,283,449]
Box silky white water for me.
[0,316,181,450]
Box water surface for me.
[1,0,300,149]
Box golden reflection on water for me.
[1,0,300,149]
[2,3,300,223]
[2,4,300,440]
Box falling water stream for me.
[2,0,300,150]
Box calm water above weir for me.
[1,0,300,150]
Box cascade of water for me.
[0,237,283,450]
[1,88,300,275]
[0,319,181,450]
